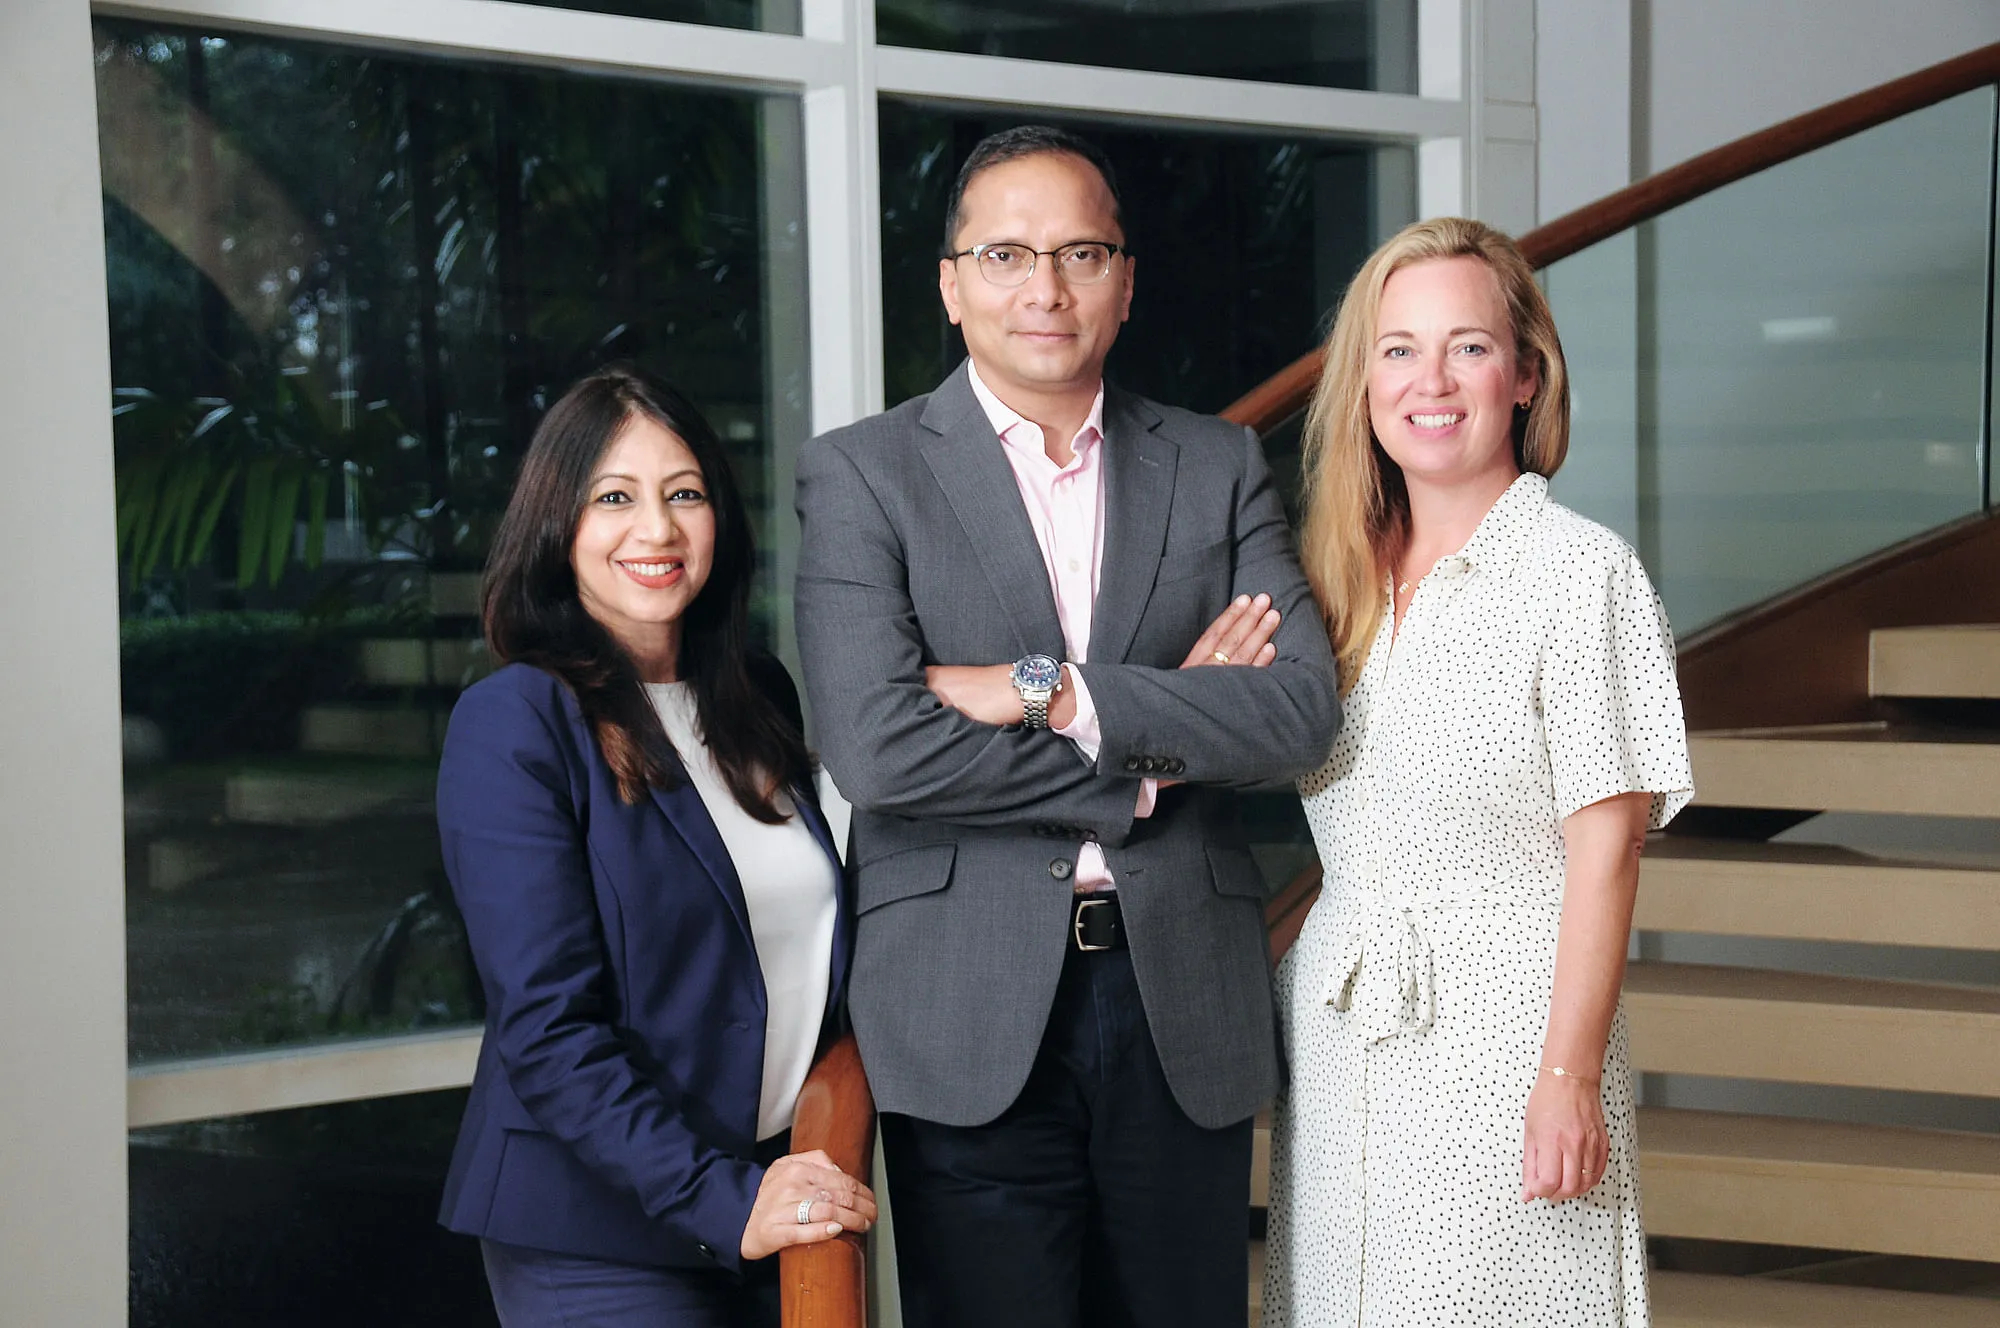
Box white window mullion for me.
[96,0,842,92]
[876,46,1464,141]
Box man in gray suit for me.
[794,125,1339,1327]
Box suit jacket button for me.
[1123,757,1141,773]
[1168,758,1186,775]
[1142,757,1161,773]
[697,1243,715,1260]
[1049,859,1073,881]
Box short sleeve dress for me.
[1262,473,1693,1328]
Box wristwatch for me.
[1010,653,1064,729]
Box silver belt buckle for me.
[1073,898,1114,951]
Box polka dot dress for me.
[1263,474,1693,1328]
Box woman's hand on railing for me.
[742,1150,877,1262]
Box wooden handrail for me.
[779,1031,875,1328]
[1221,42,2000,437]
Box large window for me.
[99,20,806,1062]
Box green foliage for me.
[112,371,415,591]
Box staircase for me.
[1247,624,2000,1324]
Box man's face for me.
[939,151,1135,402]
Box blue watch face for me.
[1012,653,1062,691]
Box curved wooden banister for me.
[779,1031,875,1328]
[1222,41,2000,436]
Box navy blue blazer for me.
[435,659,849,1275]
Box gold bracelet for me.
[1541,1065,1600,1086]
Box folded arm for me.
[1079,426,1341,787]
[794,436,1143,841]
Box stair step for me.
[1624,962,2000,1096]
[428,571,482,619]
[1639,1107,2000,1262]
[1690,728,2000,817]
[298,705,447,758]
[355,637,486,688]
[1652,1271,2000,1326]
[1637,838,2000,950]
[1872,625,2000,700]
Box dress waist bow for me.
[1317,889,1558,1044]
[1321,905,1434,1043]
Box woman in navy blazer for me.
[435,364,874,1326]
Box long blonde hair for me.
[1298,217,1571,692]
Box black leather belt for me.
[1070,893,1125,952]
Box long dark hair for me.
[482,363,810,822]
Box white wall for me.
[1647,0,2000,174]
[1536,0,2000,227]
[0,0,131,1321]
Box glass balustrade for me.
[1544,87,1999,638]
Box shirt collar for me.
[966,359,1105,457]
[1441,472,1548,578]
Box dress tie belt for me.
[1318,892,1559,1044]
[1321,906,1433,1044]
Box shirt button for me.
[1068,558,1081,573]
[1050,859,1074,881]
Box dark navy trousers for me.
[481,1239,779,1327]
[880,943,1254,1328]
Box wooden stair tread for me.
[1689,729,2000,817]
[1652,1271,2000,1326]
[1626,961,2000,1015]
[1625,963,2000,1095]
[1872,624,2000,700]
[1641,1106,2000,1177]
[1641,1107,2000,1261]
[1637,837,2000,949]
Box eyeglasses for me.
[946,241,1129,288]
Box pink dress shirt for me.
[967,363,1156,892]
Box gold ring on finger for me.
[1212,651,1230,664]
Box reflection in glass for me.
[527,0,800,35]
[131,1091,491,1325]
[880,100,1414,417]
[1547,89,1997,634]
[879,0,1415,92]
[97,21,806,1061]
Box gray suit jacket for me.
[794,362,1340,1129]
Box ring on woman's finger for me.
[795,1199,814,1225]
[1212,651,1230,664]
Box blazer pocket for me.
[854,842,957,915]
[1205,842,1269,899]
[1155,536,1232,586]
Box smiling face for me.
[939,151,1134,405]
[1368,255,1539,493]
[569,412,716,680]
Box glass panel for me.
[880,105,1413,891]
[98,22,808,1061]
[1546,89,1998,635]
[880,101,1415,415]
[878,0,1416,92]
[131,1091,492,1324]
[526,0,799,36]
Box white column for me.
[0,0,130,1321]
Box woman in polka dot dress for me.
[1262,217,1693,1327]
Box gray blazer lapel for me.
[918,364,1066,657]
[1090,387,1177,666]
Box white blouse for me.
[1263,473,1693,1327]
[646,682,840,1142]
